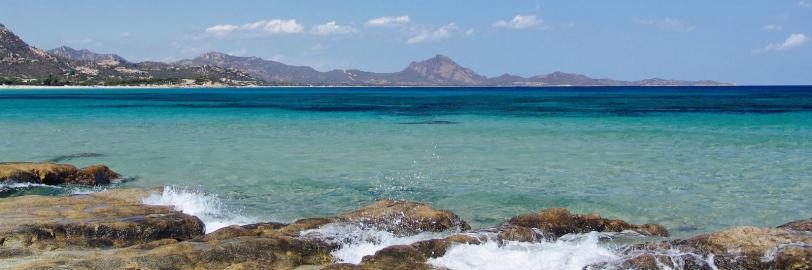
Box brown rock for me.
[14,232,337,270]
[360,245,432,270]
[496,225,543,243]
[778,218,812,232]
[73,164,120,185]
[410,234,480,258]
[0,162,78,185]
[505,208,668,238]
[0,162,120,185]
[0,189,204,250]
[603,226,812,270]
[278,218,336,235]
[336,199,470,235]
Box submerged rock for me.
[504,208,669,238]
[0,162,120,185]
[778,218,812,232]
[45,152,103,163]
[0,189,204,250]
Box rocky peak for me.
[48,46,127,64]
[402,54,486,85]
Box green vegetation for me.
[0,77,23,85]
[103,78,183,86]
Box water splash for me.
[427,232,619,270]
[302,223,451,264]
[142,186,257,233]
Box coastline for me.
[0,84,751,91]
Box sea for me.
[1,86,810,269]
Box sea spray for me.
[142,186,258,233]
[303,223,452,264]
[427,232,619,270]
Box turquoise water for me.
[1,87,810,238]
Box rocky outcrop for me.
[0,189,204,250]
[597,224,812,270]
[504,208,669,238]
[334,199,471,235]
[778,218,812,232]
[0,162,119,185]
[7,187,807,270]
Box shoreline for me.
[0,84,767,91]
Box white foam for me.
[427,232,619,270]
[0,182,62,189]
[142,186,257,233]
[302,223,451,264]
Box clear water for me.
[1,87,810,240]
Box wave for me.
[303,223,452,264]
[428,232,618,270]
[141,186,258,233]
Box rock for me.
[410,234,481,258]
[603,226,812,270]
[778,218,812,232]
[14,230,337,270]
[0,189,205,250]
[359,245,433,270]
[322,263,364,270]
[73,164,120,185]
[505,208,668,238]
[0,162,77,185]
[336,199,470,235]
[495,225,544,243]
[279,218,336,235]
[0,162,120,185]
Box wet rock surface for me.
[0,162,120,185]
[1,188,809,270]
[0,189,204,250]
[596,226,812,270]
[505,208,670,238]
[334,199,471,235]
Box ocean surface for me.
[1,86,811,268]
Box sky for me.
[1,0,811,85]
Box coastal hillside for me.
[180,52,731,86]
[1,22,730,87]
[0,23,261,86]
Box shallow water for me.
[1,87,810,240]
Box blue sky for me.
[1,0,811,84]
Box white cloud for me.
[637,18,695,32]
[205,24,239,36]
[800,0,812,7]
[365,16,411,27]
[119,32,132,38]
[763,33,808,52]
[407,23,462,44]
[312,21,358,35]
[205,19,303,36]
[492,15,545,30]
[762,25,783,31]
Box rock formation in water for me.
[0,162,120,185]
[0,185,807,269]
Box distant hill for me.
[1,22,731,87]
[48,46,128,65]
[179,52,731,87]
[0,23,260,86]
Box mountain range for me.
[1,23,730,87]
